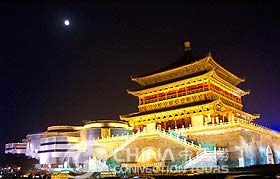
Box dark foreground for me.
[117,164,280,179]
[1,164,280,178]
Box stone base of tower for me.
[180,125,280,168]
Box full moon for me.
[64,19,70,26]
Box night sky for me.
[0,1,280,154]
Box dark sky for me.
[0,1,280,153]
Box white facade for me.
[5,120,129,171]
[5,143,26,154]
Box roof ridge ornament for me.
[184,41,191,52]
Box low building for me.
[5,142,26,154]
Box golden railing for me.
[96,129,203,159]
[177,119,279,137]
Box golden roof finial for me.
[184,41,191,51]
[184,41,191,48]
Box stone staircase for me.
[183,149,226,168]
[96,129,225,169]
[100,129,204,159]
[155,130,203,151]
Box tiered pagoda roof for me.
[121,41,258,124]
[120,99,259,124]
[128,69,249,97]
[130,41,244,88]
